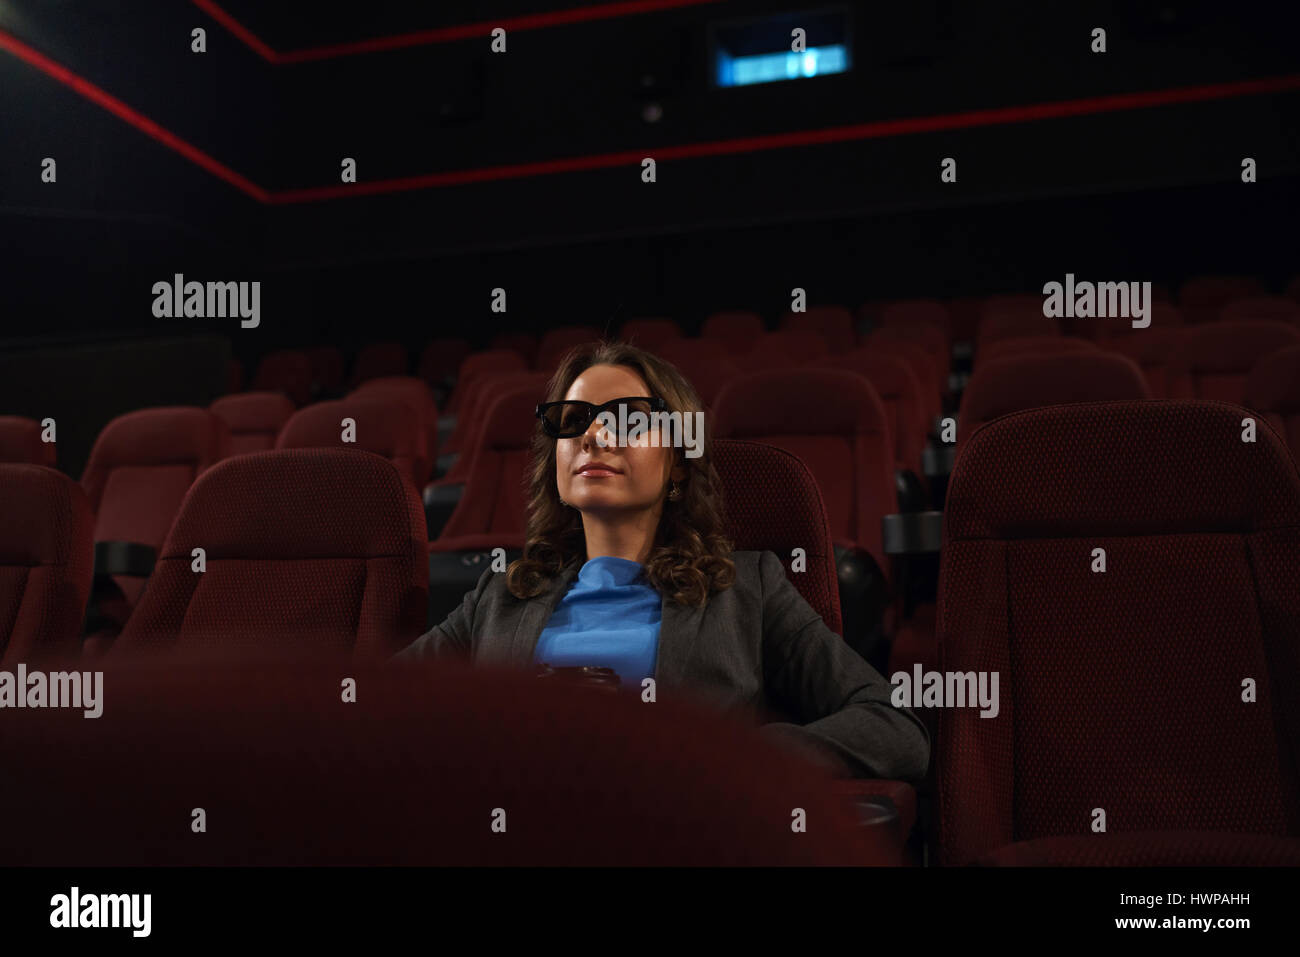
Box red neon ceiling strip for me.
[4,25,1298,206]
[0,28,269,202]
[191,0,723,64]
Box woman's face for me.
[554,363,686,517]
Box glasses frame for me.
[534,395,668,439]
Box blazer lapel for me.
[655,595,703,687]
[510,558,581,666]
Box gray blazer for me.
[395,549,929,782]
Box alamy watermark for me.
[0,665,103,718]
[891,666,999,718]
[152,274,260,328]
[1042,274,1152,328]
[593,406,705,459]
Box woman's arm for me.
[757,550,930,782]
[392,566,496,662]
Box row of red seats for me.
[3,399,1297,865]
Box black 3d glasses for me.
[535,396,667,439]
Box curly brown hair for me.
[506,340,736,605]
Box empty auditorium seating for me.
[277,395,427,488]
[1179,274,1267,324]
[877,299,953,336]
[489,331,539,366]
[734,330,830,371]
[435,372,551,486]
[866,324,950,401]
[1087,301,1185,345]
[780,305,856,353]
[863,335,943,423]
[701,310,765,352]
[445,348,530,416]
[417,337,473,388]
[0,464,95,666]
[938,401,1300,864]
[305,345,346,397]
[226,358,243,394]
[351,376,440,485]
[251,350,314,406]
[536,326,601,370]
[1221,296,1300,325]
[350,341,410,388]
[111,449,427,659]
[654,347,739,407]
[81,407,231,606]
[618,317,683,350]
[0,658,887,865]
[1164,320,1300,403]
[958,353,1150,444]
[818,351,927,477]
[1245,344,1300,452]
[0,415,56,466]
[210,392,296,455]
[1101,322,1186,398]
[978,336,1098,364]
[976,301,1060,351]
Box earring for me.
[559,497,568,507]
[668,481,681,501]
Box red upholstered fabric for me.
[0,658,886,865]
[713,368,895,570]
[701,311,765,353]
[304,345,345,396]
[251,350,313,406]
[1101,326,1185,398]
[0,416,55,467]
[445,348,529,415]
[1090,301,1185,346]
[81,407,231,605]
[734,330,829,372]
[780,306,856,354]
[712,439,843,636]
[1221,296,1300,325]
[430,384,540,552]
[349,341,410,388]
[226,358,243,394]
[1165,319,1300,403]
[657,350,739,407]
[864,336,943,422]
[978,335,1098,364]
[978,832,1300,866]
[957,353,1150,447]
[619,318,683,351]
[417,337,472,386]
[937,401,1300,865]
[819,351,927,474]
[209,392,296,456]
[276,395,426,488]
[657,337,733,365]
[1179,274,1267,324]
[1246,344,1300,453]
[112,449,427,660]
[976,303,1060,350]
[351,376,441,484]
[489,331,538,366]
[536,326,601,371]
[878,299,952,336]
[0,465,94,666]
[434,372,549,486]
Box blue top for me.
[533,556,662,689]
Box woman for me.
[397,341,928,782]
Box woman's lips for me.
[577,467,619,477]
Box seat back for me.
[446,349,530,415]
[734,330,829,371]
[701,311,764,353]
[1179,274,1267,324]
[304,345,345,397]
[417,337,472,387]
[819,351,927,474]
[712,439,843,635]
[437,372,550,486]
[1221,296,1300,325]
[937,400,1300,864]
[536,326,602,371]
[1165,319,1300,403]
[713,369,895,569]
[780,306,856,353]
[113,449,427,659]
[618,318,683,351]
[978,335,1098,364]
[877,299,952,336]
[251,350,313,406]
[349,341,410,388]
[0,415,55,466]
[351,376,440,484]
[276,395,426,489]
[0,464,95,666]
[1246,344,1300,453]
[210,392,296,455]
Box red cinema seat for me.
[1221,296,1300,326]
[780,306,856,353]
[864,336,943,423]
[957,353,1151,447]
[877,300,953,337]
[618,318,683,351]
[0,464,94,666]
[0,415,56,467]
[210,392,296,456]
[1179,274,1266,324]
[978,336,1098,365]
[865,325,950,402]
[819,351,927,476]
[445,349,529,416]
[657,348,740,408]
[1101,323,1186,398]
[489,331,538,366]
[1092,301,1185,347]
[277,395,427,489]
[351,376,441,484]
[937,400,1300,865]
[702,311,765,353]
[305,346,345,397]
[976,301,1059,351]
[252,350,314,406]
[111,449,426,660]
[81,407,230,606]
[0,657,889,865]
[417,338,473,388]
[350,341,410,388]
[226,358,243,394]
[1165,320,1300,403]
[1246,344,1300,452]
[536,326,601,371]
[734,331,829,372]
[432,372,550,489]
[713,369,895,574]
